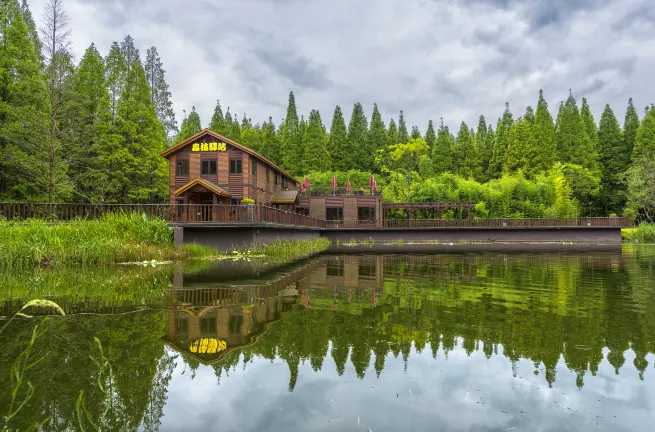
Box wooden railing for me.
[300,186,382,196]
[0,202,631,229]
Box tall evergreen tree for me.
[328,105,349,171]
[240,122,263,153]
[633,108,655,160]
[145,46,177,142]
[488,103,513,178]
[175,107,202,142]
[397,110,409,144]
[0,0,50,200]
[346,102,368,171]
[474,115,490,181]
[597,104,626,214]
[365,103,387,170]
[281,91,302,173]
[19,0,40,58]
[209,100,229,136]
[533,89,557,172]
[453,121,477,177]
[556,91,596,170]
[624,98,640,159]
[41,0,75,201]
[505,116,539,176]
[105,42,125,121]
[580,97,600,171]
[410,126,422,140]
[302,109,330,172]
[260,117,281,165]
[425,120,436,149]
[387,118,398,146]
[224,108,233,138]
[432,119,454,174]
[231,114,242,142]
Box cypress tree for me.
[281,91,302,173]
[209,100,230,136]
[505,116,538,176]
[105,42,125,121]
[144,46,177,143]
[533,89,557,172]
[0,0,50,200]
[410,126,422,140]
[302,109,330,172]
[624,98,640,158]
[432,119,454,174]
[581,97,600,171]
[397,110,409,144]
[231,115,242,142]
[488,103,513,178]
[453,121,477,177]
[387,118,398,146]
[633,108,655,160]
[425,120,436,149]
[346,102,368,171]
[556,91,595,169]
[175,107,202,142]
[328,106,349,171]
[240,122,262,153]
[474,115,490,181]
[260,117,281,165]
[366,103,387,170]
[224,108,233,139]
[597,104,626,214]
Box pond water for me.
[1,247,655,431]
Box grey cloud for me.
[253,48,331,90]
[580,78,607,95]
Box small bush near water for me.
[0,213,209,268]
[622,222,655,243]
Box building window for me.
[358,207,375,221]
[229,315,243,335]
[230,159,242,174]
[201,160,217,175]
[266,168,270,183]
[175,317,188,334]
[176,160,189,176]
[200,317,217,333]
[326,207,343,221]
[327,260,344,276]
[230,199,240,206]
[296,207,309,216]
[251,159,257,176]
[274,173,278,185]
[359,262,377,278]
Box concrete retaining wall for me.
[178,225,321,251]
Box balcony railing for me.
[299,186,381,197]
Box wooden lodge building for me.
[161,129,384,225]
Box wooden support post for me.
[467,206,472,226]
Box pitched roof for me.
[174,178,231,197]
[161,129,299,184]
[271,190,300,204]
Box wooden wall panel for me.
[218,152,229,185]
[168,154,176,186]
[189,153,200,179]
[242,154,250,199]
[325,197,344,207]
[310,199,326,219]
[344,197,358,220]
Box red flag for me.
[332,175,337,189]
[346,180,351,193]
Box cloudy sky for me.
[28,0,655,132]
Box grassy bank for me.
[0,214,213,269]
[228,238,331,264]
[622,222,655,243]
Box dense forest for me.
[1,0,654,220]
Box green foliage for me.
[260,117,281,165]
[598,104,627,214]
[346,102,368,171]
[305,170,380,190]
[453,121,477,178]
[302,109,330,172]
[623,98,640,157]
[365,103,387,170]
[425,120,436,149]
[377,138,430,201]
[532,90,557,173]
[144,46,177,143]
[488,103,513,179]
[622,223,655,243]
[556,92,597,170]
[328,106,349,171]
[281,91,302,174]
[209,99,229,137]
[397,110,409,144]
[625,155,655,223]
[632,108,655,160]
[175,106,202,142]
[387,118,398,147]
[432,119,454,175]
[249,238,331,261]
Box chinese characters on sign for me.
[192,142,227,152]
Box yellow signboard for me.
[192,142,227,152]
[189,338,227,354]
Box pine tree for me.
[224,108,233,138]
[633,108,655,160]
[0,0,50,200]
[231,115,242,142]
[488,103,513,178]
[624,98,640,158]
[145,46,177,142]
[175,107,202,142]
[410,126,422,140]
[597,104,626,214]
[432,119,454,174]
[556,91,595,170]
[281,91,302,173]
[397,110,409,144]
[505,116,538,176]
[346,102,368,171]
[240,122,263,153]
[533,89,557,172]
[580,97,600,171]
[453,122,477,177]
[474,115,490,181]
[302,109,330,172]
[105,42,125,121]
[209,100,229,136]
[387,118,398,146]
[425,120,436,149]
[366,103,387,170]
[260,117,281,165]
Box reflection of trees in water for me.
[207,252,655,391]
[0,312,174,431]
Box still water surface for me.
[1,248,655,431]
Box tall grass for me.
[0,213,214,269]
[622,222,655,243]
[245,238,331,262]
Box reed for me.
[246,238,331,262]
[0,213,217,269]
[622,222,655,243]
